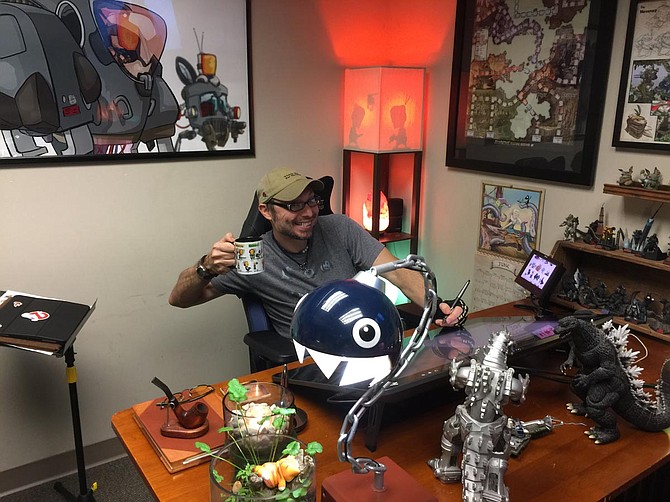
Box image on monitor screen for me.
[514,249,565,309]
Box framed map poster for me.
[446,0,617,186]
[613,1,670,150]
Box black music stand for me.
[0,292,96,501]
[52,344,97,501]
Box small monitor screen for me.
[514,249,565,305]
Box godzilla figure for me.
[555,316,670,444]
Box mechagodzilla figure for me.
[428,330,529,502]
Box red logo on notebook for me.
[21,311,50,322]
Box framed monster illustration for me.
[613,0,670,151]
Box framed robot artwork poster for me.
[0,0,253,164]
[478,182,545,262]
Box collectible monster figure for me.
[428,330,529,502]
[556,317,670,444]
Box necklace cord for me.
[272,234,310,270]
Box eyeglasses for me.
[155,384,214,408]
[269,196,324,213]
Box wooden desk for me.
[112,304,670,501]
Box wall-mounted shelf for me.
[603,183,670,203]
[550,240,670,343]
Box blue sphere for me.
[291,279,403,362]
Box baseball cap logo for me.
[21,311,50,322]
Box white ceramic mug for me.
[234,238,264,275]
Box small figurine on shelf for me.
[596,206,605,238]
[624,292,654,324]
[559,214,580,241]
[617,166,634,186]
[592,281,610,306]
[640,167,662,189]
[630,229,643,253]
[617,229,629,252]
[605,285,629,316]
[647,299,670,334]
[559,271,579,302]
[577,274,598,308]
[582,220,600,245]
[641,233,668,260]
[661,299,670,323]
[599,226,618,250]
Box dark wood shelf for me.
[603,183,670,203]
[342,150,422,254]
[550,240,670,343]
[378,231,414,244]
[554,240,670,272]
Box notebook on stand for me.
[0,290,95,356]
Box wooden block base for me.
[160,418,209,438]
[321,456,437,502]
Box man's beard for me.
[276,219,315,241]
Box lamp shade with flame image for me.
[344,67,425,153]
[362,191,389,232]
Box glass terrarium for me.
[209,434,317,501]
[223,381,296,442]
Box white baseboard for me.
[0,437,126,496]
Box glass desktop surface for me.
[277,315,560,396]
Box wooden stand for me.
[160,414,209,439]
[321,457,437,502]
[342,150,422,254]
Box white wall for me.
[0,0,341,474]
[1,0,667,480]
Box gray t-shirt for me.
[211,214,384,337]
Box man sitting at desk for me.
[169,167,468,336]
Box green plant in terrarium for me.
[226,379,296,438]
[196,379,322,501]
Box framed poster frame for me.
[0,0,254,165]
[446,0,617,186]
[479,182,545,262]
[612,0,670,151]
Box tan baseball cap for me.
[257,167,324,203]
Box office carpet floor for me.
[1,456,154,502]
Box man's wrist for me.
[433,296,469,326]
[195,255,218,282]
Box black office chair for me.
[238,176,334,373]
